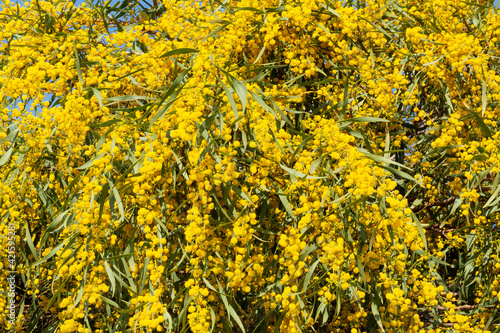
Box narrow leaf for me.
[160,48,199,58]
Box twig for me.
[411,196,456,213]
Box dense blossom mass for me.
[1,0,500,332]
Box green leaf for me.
[104,95,156,103]
[482,66,487,117]
[308,156,325,175]
[90,87,104,108]
[228,74,248,114]
[410,212,428,251]
[358,148,412,171]
[252,45,266,64]
[215,76,239,128]
[202,277,219,294]
[228,183,253,204]
[31,235,75,267]
[371,300,385,332]
[485,182,500,207]
[111,187,125,220]
[384,130,390,159]
[139,257,150,294]
[234,6,264,13]
[25,224,40,262]
[160,48,199,58]
[266,5,286,12]
[302,259,320,291]
[74,40,83,84]
[149,68,191,127]
[280,164,325,180]
[339,75,350,121]
[380,165,420,185]
[201,22,230,43]
[470,154,488,161]
[0,127,19,143]
[101,296,121,309]
[88,119,121,128]
[278,192,295,218]
[249,91,279,120]
[40,209,72,253]
[0,145,14,167]
[77,152,106,170]
[217,279,246,333]
[490,172,500,197]
[356,254,367,284]
[339,116,389,127]
[104,260,117,294]
[318,2,340,17]
[345,129,364,139]
[470,109,492,137]
[71,267,87,310]
[289,135,314,165]
[360,17,392,39]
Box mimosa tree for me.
[1,0,500,332]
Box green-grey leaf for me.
[160,48,199,58]
[228,74,248,114]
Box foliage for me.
[1,0,500,332]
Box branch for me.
[425,225,454,239]
[411,196,456,213]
